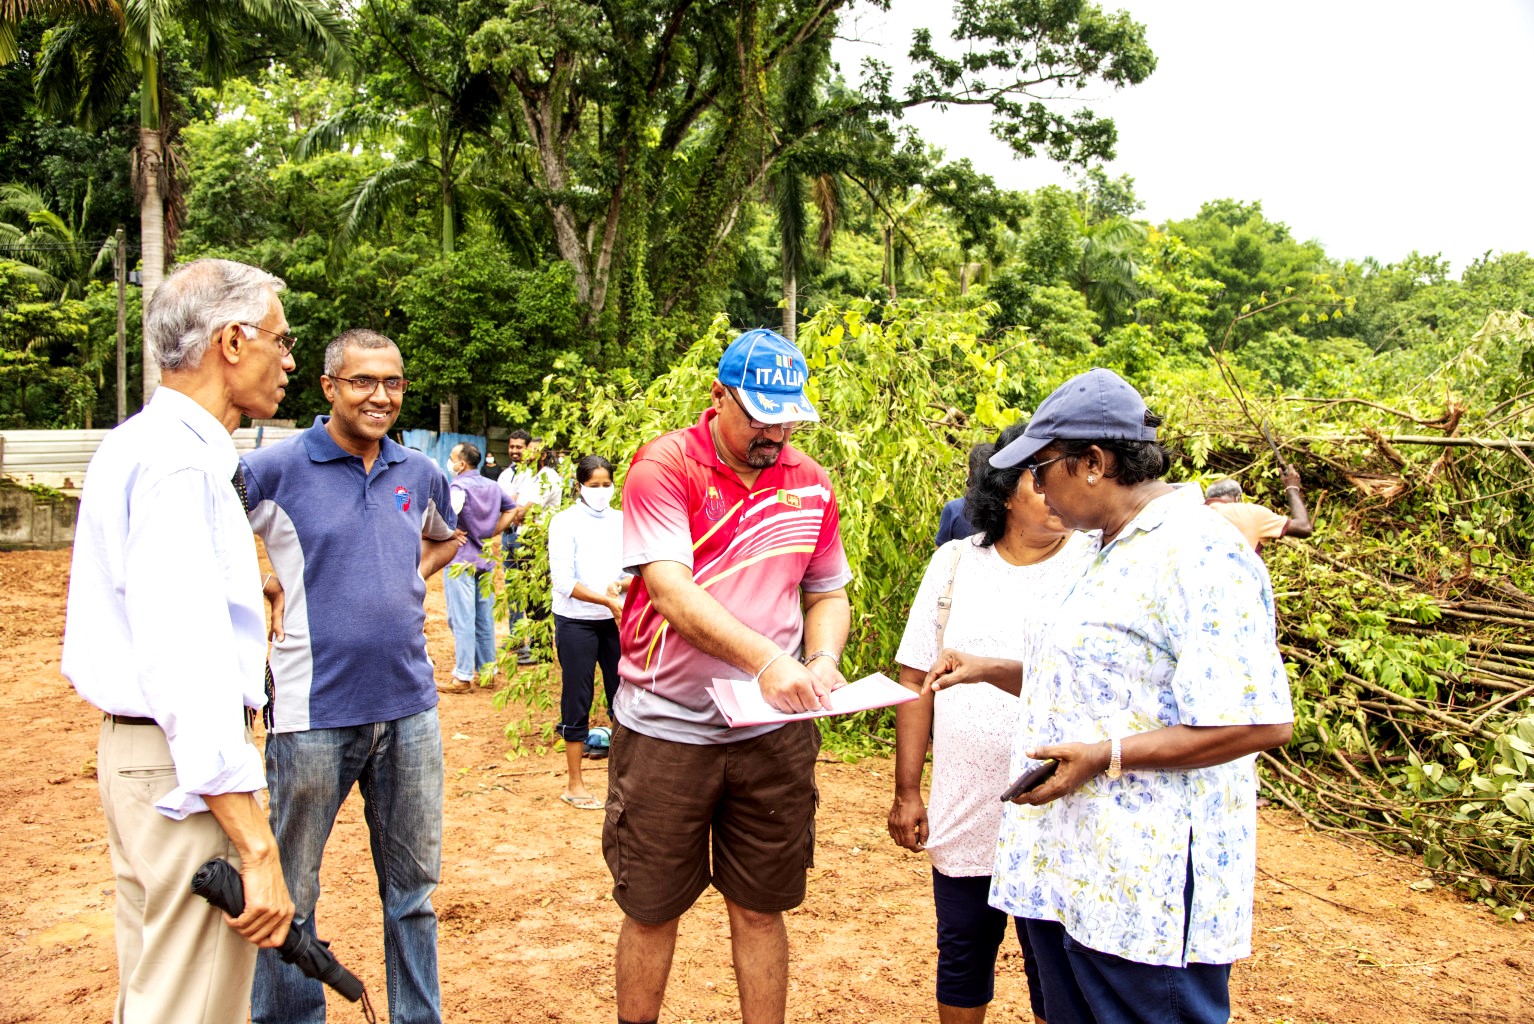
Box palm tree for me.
[27,0,350,400]
[1068,217,1146,328]
[0,182,114,299]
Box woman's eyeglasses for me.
[1026,454,1068,487]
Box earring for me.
[1087,475,1096,484]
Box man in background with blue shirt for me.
[439,441,517,694]
[240,328,461,1024]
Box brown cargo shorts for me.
[601,720,821,923]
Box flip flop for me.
[560,794,604,811]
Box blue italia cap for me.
[717,328,820,424]
[991,368,1155,468]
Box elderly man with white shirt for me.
[62,258,297,1024]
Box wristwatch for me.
[1105,736,1123,781]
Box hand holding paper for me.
[707,672,916,728]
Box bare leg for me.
[937,1003,989,1023]
[725,897,789,1024]
[616,913,679,1022]
[563,740,591,801]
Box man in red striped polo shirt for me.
[605,329,852,1024]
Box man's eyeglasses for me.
[725,387,799,432]
[237,322,297,357]
[327,374,410,395]
[1026,454,1068,487]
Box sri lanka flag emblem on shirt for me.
[395,486,412,512]
[703,484,727,521]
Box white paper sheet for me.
[706,671,916,727]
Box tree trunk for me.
[441,178,456,254]
[138,125,165,403]
[439,397,455,434]
[114,226,127,424]
[782,268,797,341]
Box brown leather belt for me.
[106,709,256,728]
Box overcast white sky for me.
[832,0,1534,274]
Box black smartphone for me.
[999,759,1059,801]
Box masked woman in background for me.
[547,454,630,810]
[889,420,1093,1024]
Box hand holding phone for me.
[999,759,1058,802]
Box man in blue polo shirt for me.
[240,328,461,1024]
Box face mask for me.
[580,484,615,511]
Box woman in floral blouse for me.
[929,368,1294,1024]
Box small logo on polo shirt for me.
[704,485,727,521]
[776,489,801,508]
[394,486,412,512]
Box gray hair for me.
[1205,478,1245,502]
[323,328,398,376]
[145,259,285,372]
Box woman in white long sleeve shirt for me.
[547,454,629,809]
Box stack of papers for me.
[706,671,916,728]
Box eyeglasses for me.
[327,374,410,395]
[1026,454,1069,487]
[725,387,799,432]
[237,322,297,357]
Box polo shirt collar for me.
[302,414,409,466]
[682,407,805,475]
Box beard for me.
[745,438,785,468]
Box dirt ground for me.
[0,547,1530,1024]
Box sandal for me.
[559,793,604,811]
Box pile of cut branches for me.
[1163,310,1534,916]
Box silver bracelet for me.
[803,650,839,667]
[753,650,793,684]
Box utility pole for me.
[114,225,127,424]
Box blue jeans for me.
[444,564,495,682]
[502,529,525,640]
[252,709,444,1024]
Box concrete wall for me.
[0,481,77,550]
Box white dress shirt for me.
[547,501,626,620]
[62,387,269,820]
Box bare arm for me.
[203,792,294,948]
[419,533,466,579]
[1280,467,1314,538]
[888,664,932,852]
[924,649,1024,696]
[1011,722,1295,807]
[640,560,841,713]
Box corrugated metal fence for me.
[0,425,303,492]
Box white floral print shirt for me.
[989,484,1292,967]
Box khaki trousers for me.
[97,718,257,1024]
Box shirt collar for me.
[149,386,238,477]
[302,414,408,466]
[681,407,804,474]
[1102,483,1203,551]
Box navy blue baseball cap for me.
[717,328,820,424]
[991,368,1155,468]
